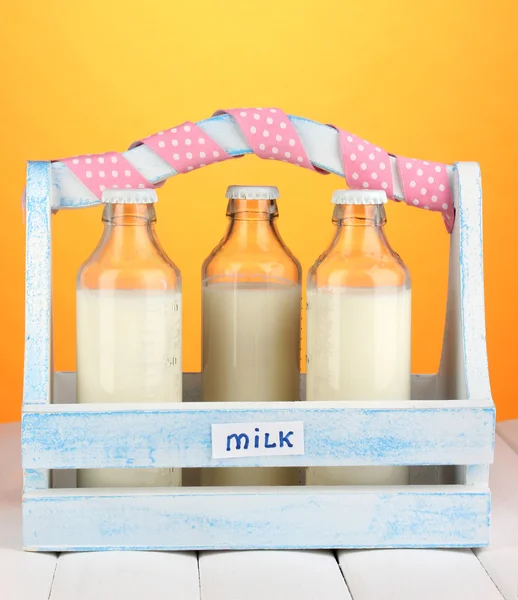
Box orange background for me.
[1,0,516,423]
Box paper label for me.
[211,421,304,459]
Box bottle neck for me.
[101,204,158,258]
[102,203,156,225]
[225,198,279,244]
[331,204,389,253]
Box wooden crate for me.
[21,113,494,551]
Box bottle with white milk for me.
[201,185,301,487]
[76,188,182,488]
[306,189,411,486]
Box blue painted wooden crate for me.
[21,115,495,551]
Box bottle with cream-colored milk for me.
[201,185,301,487]
[306,189,411,486]
[76,188,182,488]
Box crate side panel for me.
[23,487,490,551]
[22,404,495,469]
[23,161,52,407]
[439,163,493,404]
[456,163,492,402]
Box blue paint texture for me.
[22,488,490,551]
[22,400,494,469]
[21,134,494,550]
[23,162,51,406]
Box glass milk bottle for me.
[76,188,182,488]
[201,185,301,487]
[306,189,411,486]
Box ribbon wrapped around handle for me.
[49,107,454,232]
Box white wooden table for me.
[2,422,517,600]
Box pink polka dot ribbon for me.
[331,127,454,232]
[396,156,454,231]
[61,152,153,197]
[132,121,230,174]
[215,108,327,173]
[332,128,394,197]
[55,108,454,231]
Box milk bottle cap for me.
[332,190,387,205]
[101,189,158,204]
[226,186,280,200]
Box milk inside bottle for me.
[306,189,411,486]
[76,188,182,488]
[201,186,301,487]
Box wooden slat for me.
[23,161,52,407]
[438,162,492,404]
[23,486,489,551]
[338,549,503,600]
[199,550,351,600]
[22,397,495,470]
[474,433,518,600]
[49,551,200,600]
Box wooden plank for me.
[338,549,503,600]
[438,162,493,403]
[23,161,52,407]
[49,551,200,600]
[199,550,351,600]
[22,398,495,470]
[22,163,52,489]
[23,486,489,551]
[474,434,518,600]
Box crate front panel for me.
[22,486,490,551]
[22,399,494,469]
